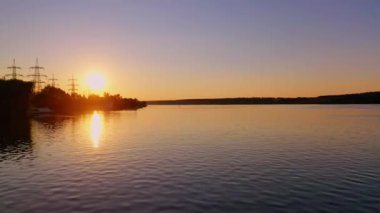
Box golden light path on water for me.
[90,111,103,148]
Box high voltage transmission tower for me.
[5,59,22,80]
[28,58,47,92]
[48,73,58,88]
[68,75,78,95]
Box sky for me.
[0,0,379,100]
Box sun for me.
[85,73,106,93]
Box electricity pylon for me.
[68,75,78,95]
[5,59,22,80]
[48,73,58,88]
[28,58,47,92]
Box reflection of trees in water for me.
[32,115,74,131]
[0,115,74,161]
[0,117,33,161]
[33,115,77,148]
[0,112,124,160]
[102,111,124,124]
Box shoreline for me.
[147,91,380,105]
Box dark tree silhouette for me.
[0,79,34,119]
[32,86,146,113]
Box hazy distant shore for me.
[147,92,380,105]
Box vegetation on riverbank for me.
[33,86,146,113]
[148,92,380,105]
[0,79,146,118]
[0,80,34,120]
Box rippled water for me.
[1,105,379,212]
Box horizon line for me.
[146,90,380,102]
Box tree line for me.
[0,79,146,119]
[148,92,380,105]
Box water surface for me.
[1,105,379,212]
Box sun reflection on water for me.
[90,111,103,148]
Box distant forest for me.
[148,92,380,105]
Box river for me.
[1,105,379,212]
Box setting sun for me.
[85,73,105,93]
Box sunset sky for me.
[0,0,379,100]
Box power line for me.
[48,73,59,88]
[68,74,78,95]
[28,58,47,92]
[5,59,22,80]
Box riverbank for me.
[0,80,146,118]
[148,91,380,105]
[32,86,146,114]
